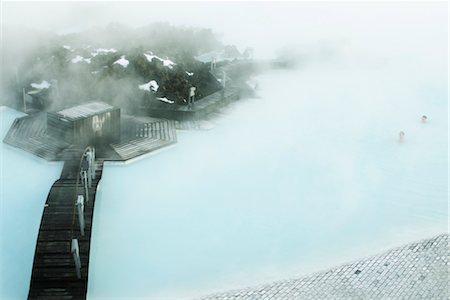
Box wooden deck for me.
[3,114,177,162]
[144,62,254,121]
[145,84,247,121]
[28,152,104,299]
[111,117,177,160]
[3,113,70,161]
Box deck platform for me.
[3,114,177,162]
[145,84,246,121]
[111,116,177,160]
[3,113,70,161]
[144,63,254,121]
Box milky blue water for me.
[87,59,447,299]
[0,108,64,300]
[0,60,446,300]
[0,31,447,300]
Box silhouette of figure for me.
[188,87,196,106]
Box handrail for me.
[69,145,95,279]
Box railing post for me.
[85,150,93,188]
[80,170,89,203]
[71,239,81,279]
[84,171,89,202]
[76,195,85,236]
[90,147,96,180]
[211,57,216,70]
[22,88,27,112]
[88,167,92,188]
[222,71,227,89]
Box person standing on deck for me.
[188,86,196,108]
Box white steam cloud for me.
[0,2,447,299]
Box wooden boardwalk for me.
[28,150,104,299]
[4,113,181,299]
[2,110,181,299]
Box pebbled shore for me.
[199,234,449,300]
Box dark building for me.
[47,102,121,146]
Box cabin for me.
[47,101,121,146]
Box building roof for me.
[195,51,238,64]
[55,102,117,121]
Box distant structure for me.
[26,87,50,110]
[211,57,217,70]
[25,80,58,111]
[195,47,243,65]
[243,47,254,60]
[222,71,227,88]
[47,101,121,146]
[399,131,405,142]
[421,115,427,123]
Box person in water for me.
[399,131,405,142]
[421,115,427,123]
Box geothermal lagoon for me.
[1,54,447,300]
[89,62,446,297]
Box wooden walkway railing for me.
[28,148,104,300]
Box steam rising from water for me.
[0,109,64,299]
[0,2,447,299]
[88,49,447,299]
